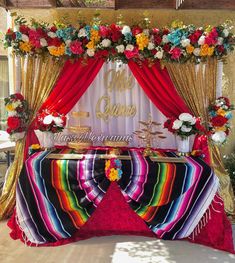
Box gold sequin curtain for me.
[166,58,235,214]
[0,55,64,219]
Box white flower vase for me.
[175,136,190,155]
[35,130,55,149]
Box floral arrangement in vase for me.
[164,113,205,138]
[105,158,123,181]
[208,97,234,145]
[35,109,67,133]
[4,15,235,64]
[5,93,30,141]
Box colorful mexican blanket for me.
[16,148,219,244]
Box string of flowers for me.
[4,16,235,64]
[208,97,234,145]
[5,93,30,141]
[105,158,123,181]
[164,113,205,139]
[35,109,67,133]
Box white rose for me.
[12,101,22,108]
[172,119,183,130]
[181,125,192,133]
[78,28,87,38]
[53,117,63,127]
[217,37,224,45]
[116,44,125,53]
[122,25,131,35]
[179,113,194,122]
[40,38,48,47]
[181,38,190,47]
[43,115,53,125]
[21,34,29,42]
[48,32,57,38]
[189,117,196,125]
[193,48,201,56]
[162,35,169,44]
[198,36,205,45]
[147,42,155,50]
[65,39,72,46]
[223,29,229,37]
[87,48,95,57]
[126,44,134,51]
[143,29,150,36]
[101,39,111,48]
[211,131,226,144]
[155,50,164,59]
[8,111,17,117]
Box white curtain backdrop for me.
[63,62,177,149]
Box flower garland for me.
[4,17,235,64]
[35,109,67,133]
[5,93,30,140]
[105,158,123,181]
[164,113,205,139]
[208,97,234,145]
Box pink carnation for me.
[169,47,182,60]
[70,40,84,55]
[124,47,139,59]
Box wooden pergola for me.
[1,0,235,9]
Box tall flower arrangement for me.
[5,93,30,140]
[4,17,235,64]
[208,97,234,145]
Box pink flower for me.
[169,47,182,60]
[124,47,139,59]
[99,26,110,38]
[70,40,84,55]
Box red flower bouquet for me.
[35,109,67,133]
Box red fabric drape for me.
[24,58,104,158]
[128,60,191,118]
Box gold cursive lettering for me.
[96,95,136,122]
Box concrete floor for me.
[0,221,235,263]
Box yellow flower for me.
[215,126,227,132]
[217,108,226,116]
[48,44,65,57]
[31,144,41,150]
[90,28,101,43]
[86,41,95,49]
[186,45,194,54]
[6,104,15,111]
[205,25,212,33]
[19,41,32,53]
[171,20,184,29]
[136,33,149,51]
[208,46,215,56]
[200,44,209,56]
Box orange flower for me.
[200,44,209,56]
[208,46,215,56]
[48,44,65,57]
[86,41,95,49]
[217,108,226,117]
[186,45,194,54]
[19,41,32,53]
[90,28,101,43]
[136,33,149,51]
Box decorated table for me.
[7,147,233,253]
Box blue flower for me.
[65,47,72,56]
[56,27,74,41]
[84,25,91,39]
[15,32,22,40]
[114,159,121,167]
[124,32,133,42]
[209,111,217,117]
[225,112,233,119]
[167,29,188,46]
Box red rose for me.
[154,35,162,45]
[19,25,30,35]
[50,26,57,33]
[195,119,206,133]
[110,24,122,42]
[6,128,12,134]
[47,37,62,47]
[152,28,159,34]
[95,49,109,58]
[99,26,110,38]
[124,47,139,59]
[163,43,171,52]
[211,116,228,127]
[7,117,21,130]
[162,28,170,35]
[14,93,24,101]
[216,45,225,54]
[132,26,143,36]
[164,118,176,133]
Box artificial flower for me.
[86,41,95,49]
[181,38,190,47]
[211,115,228,127]
[101,39,111,48]
[7,116,21,130]
[48,31,57,38]
[181,125,192,132]
[211,131,227,144]
[70,40,84,55]
[5,104,14,111]
[122,25,131,35]
[155,49,164,59]
[147,42,155,50]
[200,44,210,56]
[126,44,134,51]
[116,44,125,53]
[19,41,32,52]
[21,34,29,42]
[172,119,183,129]
[193,48,201,56]
[169,47,182,60]
[78,28,87,38]
[48,44,65,56]
[136,33,149,50]
[186,44,194,54]
[87,48,95,57]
